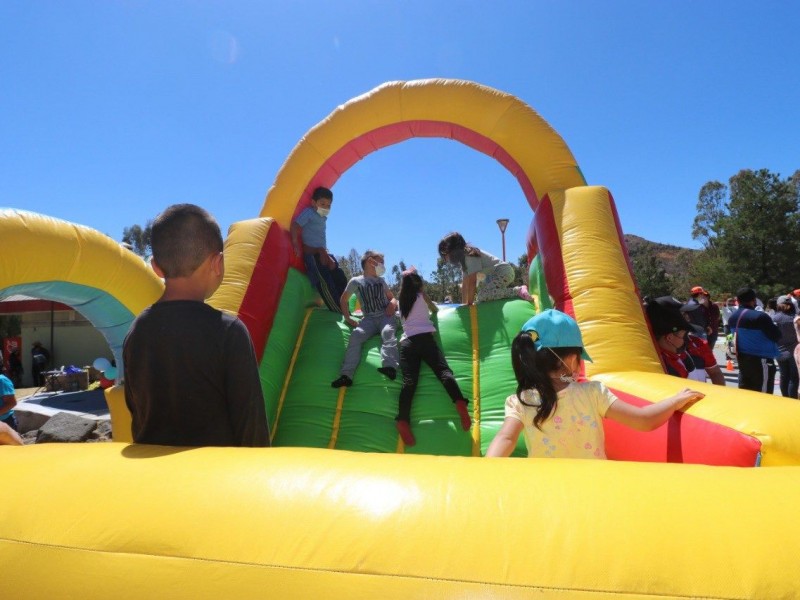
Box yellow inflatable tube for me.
[2,443,799,599]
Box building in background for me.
[0,295,112,388]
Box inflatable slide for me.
[2,80,800,599]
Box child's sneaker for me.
[377,366,397,380]
[514,285,532,302]
[331,375,353,388]
[455,399,472,431]
[395,420,416,446]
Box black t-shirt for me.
[123,301,270,447]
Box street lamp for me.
[496,218,509,261]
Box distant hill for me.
[623,234,698,276]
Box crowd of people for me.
[656,285,800,399]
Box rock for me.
[15,410,52,434]
[36,412,97,443]
[87,420,113,442]
[21,430,39,445]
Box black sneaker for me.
[377,367,397,381]
[331,375,353,388]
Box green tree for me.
[337,248,361,281]
[122,221,153,257]
[389,260,409,296]
[691,181,728,250]
[514,253,529,287]
[428,258,462,302]
[691,169,800,295]
[631,248,672,298]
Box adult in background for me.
[683,286,711,340]
[721,297,737,335]
[30,341,50,387]
[7,349,23,387]
[773,295,799,398]
[703,291,721,348]
[728,287,780,394]
[791,289,800,314]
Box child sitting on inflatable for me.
[485,309,703,459]
[290,186,347,312]
[438,232,531,305]
[395,268,471,446]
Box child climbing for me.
[437,232,531,305]
[331,250,399,388]
[395,268,471,446]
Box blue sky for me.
[2,1,798,278]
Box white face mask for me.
[316,207,330,217]
[548,348,578,384]
[698,297,707,305]
[374,264,386,277]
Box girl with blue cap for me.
[486,309,704,459]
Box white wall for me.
[19,312,114,387]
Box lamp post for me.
[496,218,509,261]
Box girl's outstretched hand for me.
[672,388,705,410]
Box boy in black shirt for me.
[123,204,270,446]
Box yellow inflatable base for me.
[2,444,798,599]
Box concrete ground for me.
[15,386,110,424]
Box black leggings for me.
[397,332,464,422]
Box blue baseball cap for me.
[520,309,592,362]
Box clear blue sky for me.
[2,1,798,278]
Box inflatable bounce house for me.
[2,80,800,598]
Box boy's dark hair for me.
[511,332,581,430]
[360,249,384,269]
[399,272,424,319]
[312,186,333,202]
[151,204,223,278]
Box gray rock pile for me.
[17,411,112,444]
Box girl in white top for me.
[437,232,531,304]
[486,309,704,459]
[395,268,471,446]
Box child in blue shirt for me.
[290,186,347,312]
[332,250,399,388]
[0,373,18,433]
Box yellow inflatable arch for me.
[0,209,163,373]
[3,81,800,599]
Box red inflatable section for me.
[604,388,762,466]
[236,223,293,362]
[290,121,539,221]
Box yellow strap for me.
[328,387,347,449]
[469,304,481,456]
[271,307,313,442]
